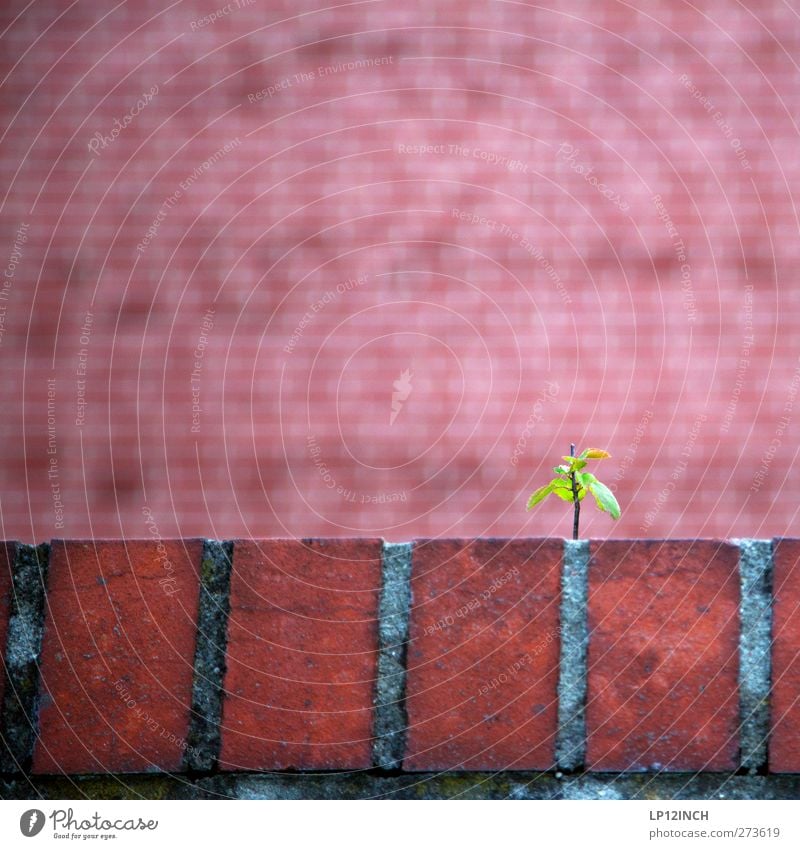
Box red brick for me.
[32,540,202,774]
[586,540,740,771]
[770,538,800,772]
[0,543,15,711]
[219,538,382,770]
[404,538,562,771]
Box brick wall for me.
[1,537,799,800]
[1,1,800,543]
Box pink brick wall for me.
[1,1,798,541]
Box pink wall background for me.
[1,1,798,542]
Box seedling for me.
[526,443,621,539]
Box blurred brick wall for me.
[0,0,798,541]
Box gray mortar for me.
[735,539,773,771]
[558,773,800,801]
[372,541,413,769]
[555,539,590,771]
[184,540,233,772]
[0,543,49,774]
[4,772,800,801]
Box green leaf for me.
[588,479,621,519]
[551,479,573,501]
[577,485,588,500]
[577,472,597,488]
[526,482,555,510]
[553,464,570,475]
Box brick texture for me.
[219,538,382,770]
[0,534,798,776]
[1,1,799,544]
[404,538,562,770]
[32,540,202,774]
[586,540,740,772]
[770,538,800,773]
[0,542,15,711]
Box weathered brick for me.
[32,540,202,774]
[770,538,800,773]
[586,540,740,771]
[219,539,382,770]
[404,538,562,771]
[0,542,15,711]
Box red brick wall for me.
[1,1,798,541]
[0,537,794,776]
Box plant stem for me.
[570,442,580,540]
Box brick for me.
[219,538,382,770]
[770,538,800,772]
[32,540,202,774]
[0,542,15,711]
[404,538,562,771]
[586,540,740,771]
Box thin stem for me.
[570,442,580,540]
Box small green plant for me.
[526,443,621,539]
